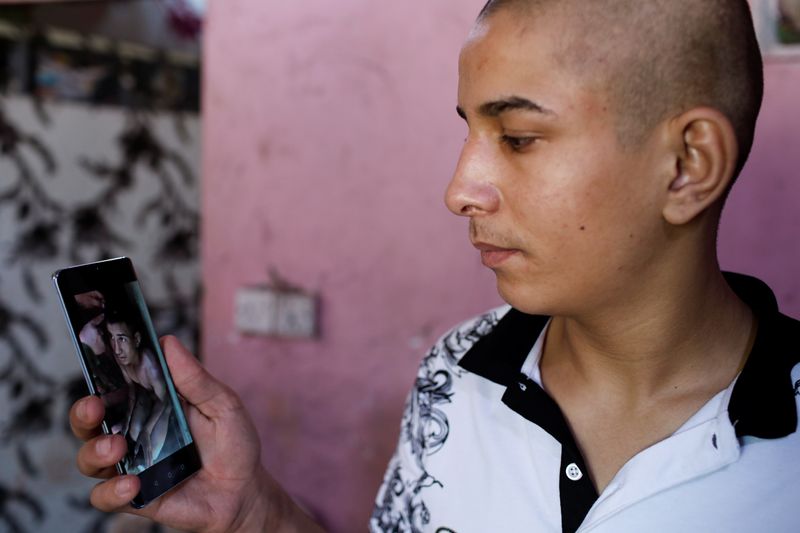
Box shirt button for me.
[565,463,583,481]
[518,382,528,392]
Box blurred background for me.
[0,0,797,531]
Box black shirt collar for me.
[459,272,800,440]
[725,273,799,438]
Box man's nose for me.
[445,137,500,217]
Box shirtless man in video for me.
[105,308,173,471]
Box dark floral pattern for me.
[0,94,200,532]
[370,311,503,533]
[0,482,44,533]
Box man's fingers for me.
[77,434,127,478]
[89,475,141,513]
[160,335,239,417]
[70,396,105,442]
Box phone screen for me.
[54,257,200,507]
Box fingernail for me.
[96,437,111,456]
[115,476,133,497]
[77,399,88,421]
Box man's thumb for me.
[159,335,236,416]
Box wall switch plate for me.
[235,287,280,335]
[276,292,316,338]
[235,286,317,339]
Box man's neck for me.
[538,262,756,492]
[541,265,755,405]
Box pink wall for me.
[718,60,800,318]
[201,1,494,530]
[202,3,800,530]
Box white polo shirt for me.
[370,273,800,532]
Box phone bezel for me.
[52,256,201,508]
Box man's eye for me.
[501,135,536,151]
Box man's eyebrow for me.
[479,96,554,117]
[456,97,554,122]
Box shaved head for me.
[477,0,763,178]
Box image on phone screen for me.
[73,284,192,474]
[54,257,200,507]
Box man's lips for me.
[472,241,520,268]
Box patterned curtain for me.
[0,94,200,533]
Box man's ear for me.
[134,331,141,348]
[662,107,739,226]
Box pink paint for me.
[719,60,800,318]
[202,3,800,530]
[202,1,493,530]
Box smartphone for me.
[52,257,201,508]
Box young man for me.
[105,309,175,472]
[69,1,799,532]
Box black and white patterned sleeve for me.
[369,308,507,532]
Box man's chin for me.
[495,276,524,308]
[495,276,556,315]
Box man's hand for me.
[69,336,325,533]
[75,290,105,310]
[79,313,107,356]
[134,431,152,468]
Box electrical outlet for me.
[276,292,316,338]
[235,286,317,339]
[235,287,279,335]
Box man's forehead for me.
[462,8,541,56]
[464,14,493,44]
[461,3,627,79]
[458,12,596,117]
[459,17,539,85]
